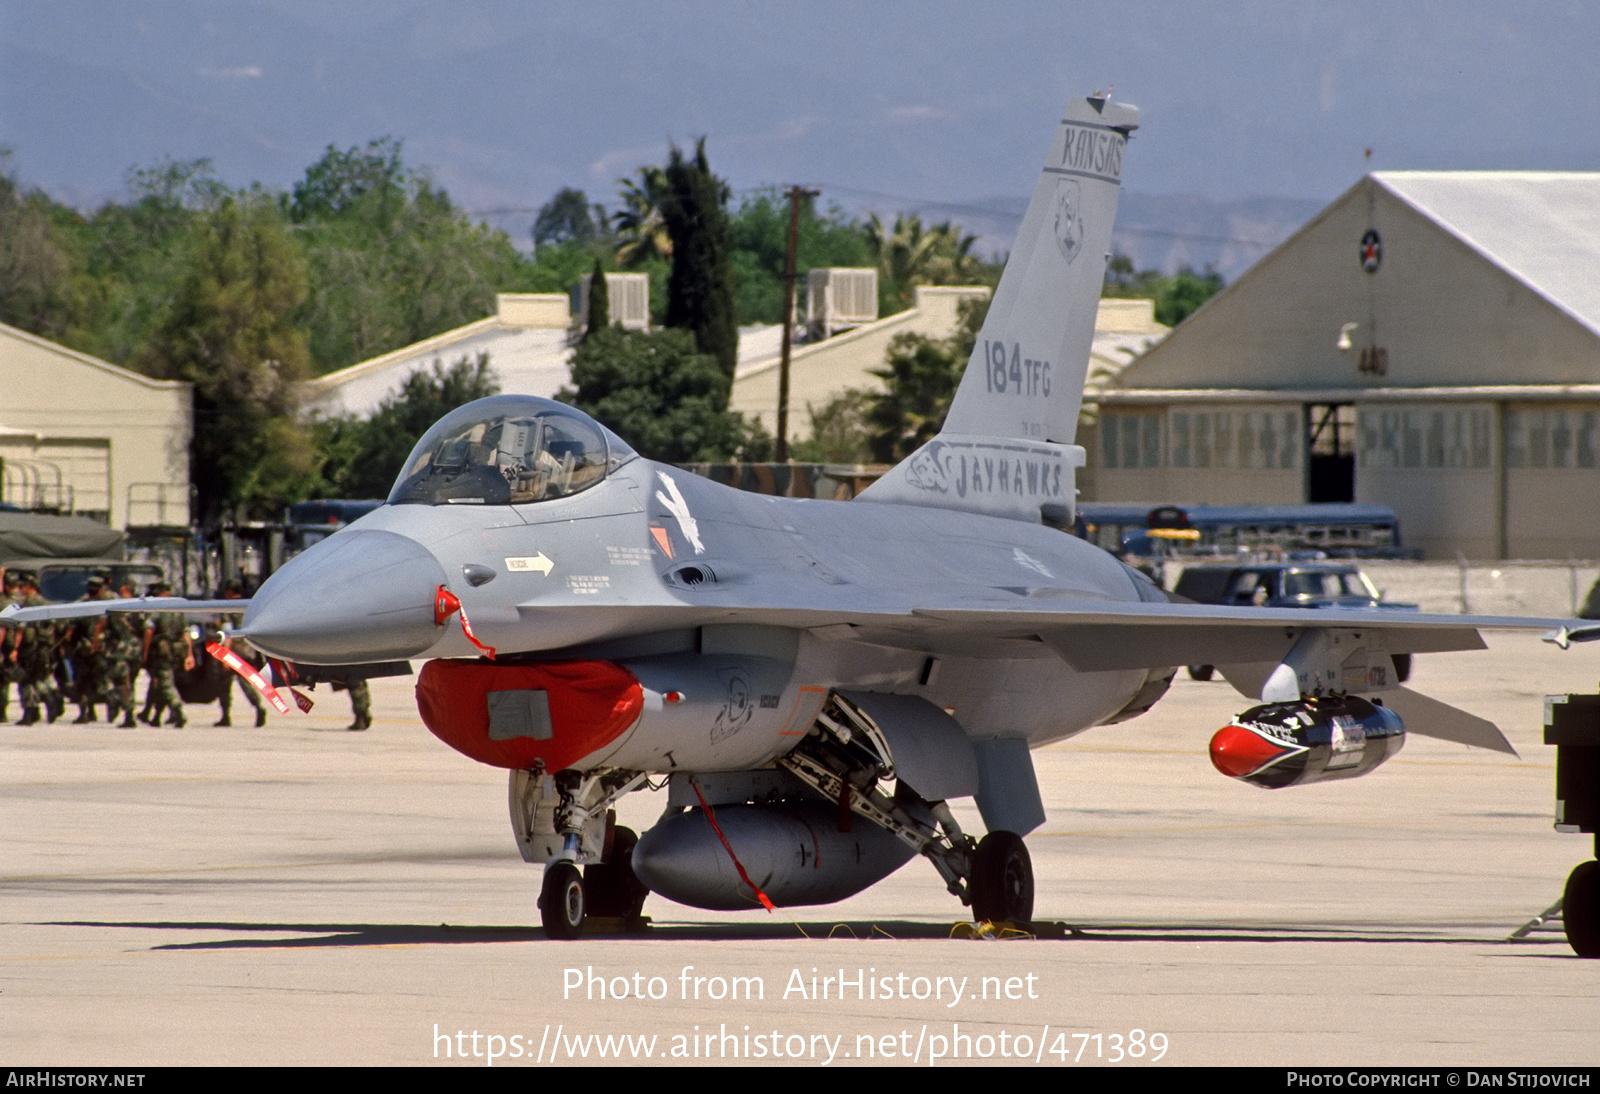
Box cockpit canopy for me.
[388,396,636,506]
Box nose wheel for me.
[540,862,586,940]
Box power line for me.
[471,184,1290,252]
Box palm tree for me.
[867,214,982,311]
[612,166,672,266]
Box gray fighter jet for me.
[3,94,1578,941]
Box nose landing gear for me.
[540,862,586,940]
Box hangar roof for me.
[1376,172,1600,337]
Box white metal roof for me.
[1376,172,1600,338]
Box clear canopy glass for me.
[388,396,635,506]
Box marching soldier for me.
[1,570,23,722]
[215,582,267,728]
[141,582,192,728]
[11,571,64,725]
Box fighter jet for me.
[3,94,1579,942]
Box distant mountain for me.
[1113,191,1325,283]
[935,190,1324,285]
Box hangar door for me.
[1305,403,1355,503]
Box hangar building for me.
[0,322,191,529]
[1085,172,1600,560]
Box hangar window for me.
[1359,407,1492,471]
[1506,407,1600,470]
[1099,411,1162,469]
[1170,410,1298,471]
[389,395,636,506]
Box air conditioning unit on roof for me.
[578,272,650,331]
[806,268,878,339]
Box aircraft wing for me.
[515,596,1562,667]
[0,597,249,626]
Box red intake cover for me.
[416,660,643,770]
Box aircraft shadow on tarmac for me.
[40,919,1570,949]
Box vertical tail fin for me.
[860,93,1138,524]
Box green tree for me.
[53,159,224,366]
[1152,267,1224,326]
[534,187,606,250]
[289,137,406,224]
[867,214,988,314]
[866,333,964,462]
[1103,252,1224,326]
[727,190,875,325]
[316,353,499,499]
[559,327,752,463]
[659,140,738,382]
[0,153,80,340]
[863,294,990,462]
[290,138,532,373]
[789,390,875,464]
[137,193,314,524]
[585,256,609,338]
[613,166,671,266]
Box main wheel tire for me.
[970,831,1034,924]
[540,861,585,940]
[1564,859,1600,958]
[585,826,649,923]
[1187,664,1215,681]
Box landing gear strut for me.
[512,767,649,939]
[584,826,649,925]
[779,692,1036,925]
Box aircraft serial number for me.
[984,340,1050,397]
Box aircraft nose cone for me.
[241,529,448,663]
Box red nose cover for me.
[416,660,644,770]
[1210,723,1296,779]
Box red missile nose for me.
[1210,723,1296,779]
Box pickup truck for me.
[1172,561,1417,682]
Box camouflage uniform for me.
[102,593,141,728]
[13,577,64,725]
[142,605,190,729]
[1,576,22,721]
[69,580,116,723]
[332,678,372,731]
[217,641,268,727]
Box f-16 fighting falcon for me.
[7,92,1591,947]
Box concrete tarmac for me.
[3,632,1598,1067]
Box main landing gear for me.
[779,693,1036,926]
[970,831,1035,924]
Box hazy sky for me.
[3,0,1597,237]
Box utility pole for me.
[775,184,818,463]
